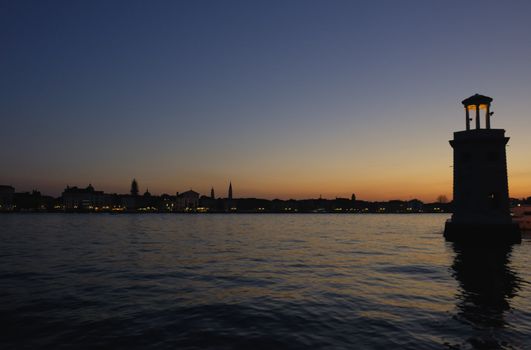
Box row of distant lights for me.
[67,205,127,211]
[2,204,443,213]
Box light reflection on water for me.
[1,214,531,349]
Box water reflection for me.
[451,241,521,347]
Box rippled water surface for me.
[1,214,531,349]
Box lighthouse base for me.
[444,220,521,244]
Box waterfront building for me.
[13,190,56,211]
[121,195,138,211]
[407,199,424,212]
[121,179,142,210]
[176,190,200,211]
[444,94,520,242]
[62,184,107,210]
[130,179,139,196]
[0,185,15,211]
[140,188,157,210]
[225,181,236,212]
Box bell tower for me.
[444,94,520,242]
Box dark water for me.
[1,214,531,349]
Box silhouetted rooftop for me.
[63,185,103,194]
[461,94,493,106]
[178,190,199,197]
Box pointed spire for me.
[228,181,233,200]
[211,187,215,199]
[131,178,139,196]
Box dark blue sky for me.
[2,0,531,200]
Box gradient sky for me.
[2,0,531,201]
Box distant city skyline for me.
[2,175,528,203]
[2,1,531,201]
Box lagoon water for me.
[1,214,531,349]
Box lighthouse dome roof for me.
[462,93,493,106]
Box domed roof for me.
[462,93,493,106]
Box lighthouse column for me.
[475,104,480,129]
[465,107,470,130]
[444,93,520,243]
[486,104,491,129]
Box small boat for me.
[512,205,531,231]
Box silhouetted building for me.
[444,94,520,242]
[121,195,138,211]
[423,201,450,213]
[13,190,53,211]
[120,179,143,210]
[62,184,106,210]
[140,188,158,209]
[159,193,176,212]
[407,199,424,212]
[176,190,200,211]
[224,181,236,212]
[0,185,15,211]
[211,187,215,200]
[130,178,139,196]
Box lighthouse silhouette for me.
[444,94,520,243]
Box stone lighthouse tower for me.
[444,94,520,242]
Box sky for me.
[1,0,531,201]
